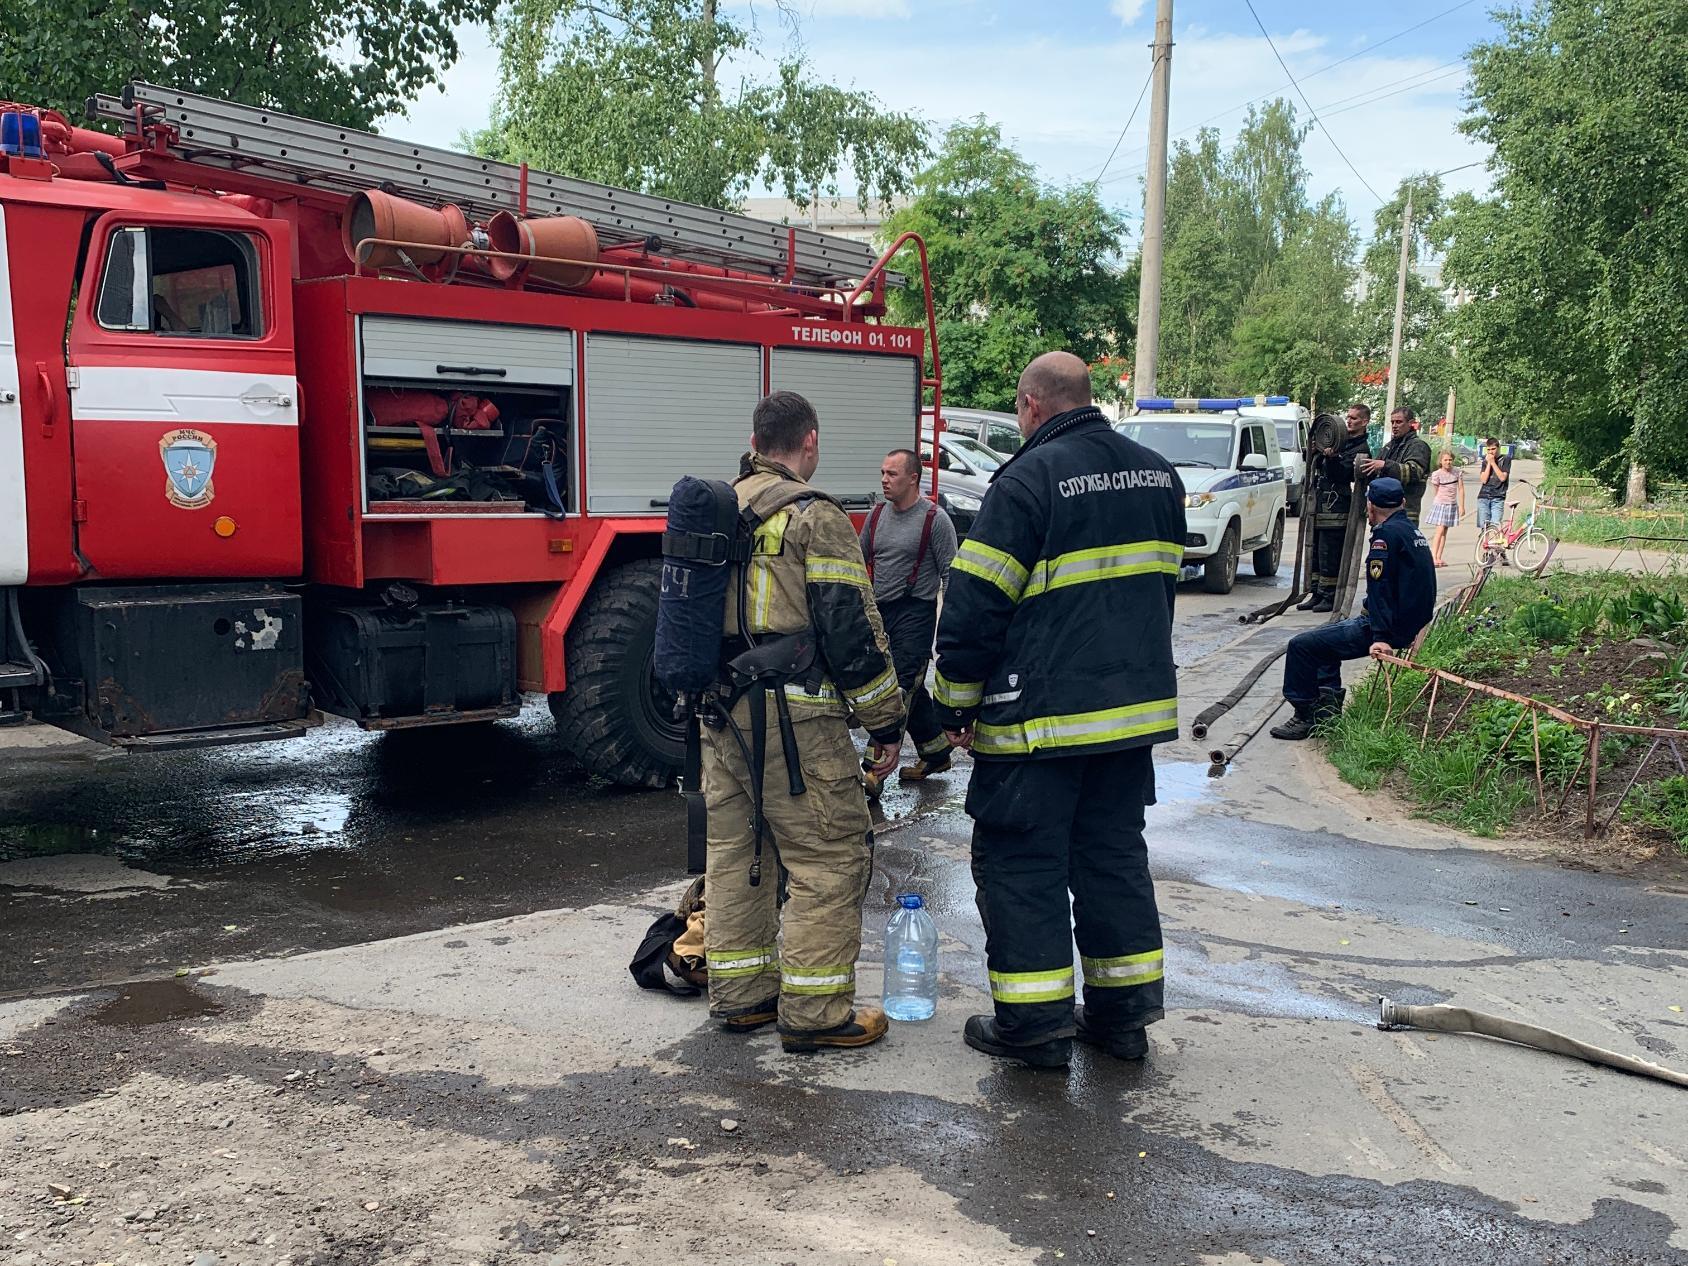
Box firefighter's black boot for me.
[1296,589,1326,611]
[1074,1006,1150,1061]
[963,1015,1071,1069]
[1269,701,1319,741]
[1307,593,1336,613]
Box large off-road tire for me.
[1253,512,1285,578]
[1203,522,1240,594]
[549,558,684,788]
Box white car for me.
[939,407,1023,459]
[1115,402,1288,594]
[1239,402,1310,516]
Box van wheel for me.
[1253,513,1285,578]
[549,558,685,788]
[1203,523,1240,594]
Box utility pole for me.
[1383,192,1413,423]
[1132,0,1174,400]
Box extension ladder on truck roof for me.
[86,84,892,289]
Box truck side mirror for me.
[1241,454,1269,471]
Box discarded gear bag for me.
[630,877,708,996]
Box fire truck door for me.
[0,205,25,584]
[68,216,302,579]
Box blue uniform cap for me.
[1367,477,1405,508]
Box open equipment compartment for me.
[358,314,575,516]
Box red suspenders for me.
[864,501,937,592]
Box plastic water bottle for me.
[883,893,939,1021]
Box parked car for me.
[939,407,1023,459]
[1115,403,1288,594]
[1239,402,1310,516]
[915,433,994,537]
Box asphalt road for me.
[7,544,1686,1264]
[0,564,1294,996]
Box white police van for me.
[1115,396,1289,594]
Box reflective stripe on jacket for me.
[933,407,1186,760]
[728,452,904,745]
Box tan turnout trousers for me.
[701,698,874,1032]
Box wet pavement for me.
[0,569,1290,996]
[6,559,1688,1263]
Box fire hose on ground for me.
[1378,998,1688,1088]
[1194,446,1371,747]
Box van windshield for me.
[1275,423,1298,453]
[1116,420,1233,469]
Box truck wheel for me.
[549,558,684,788]
[1253,513,1285,578]
[1203,523,1239,594]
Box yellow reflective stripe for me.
[781,963,856,996]
[989,966,1075,1004]
[748,511,790,631]
[1021,541,1183,600]
[708,947,779,980]
[917,733,952,758]
[1081,949,1165,988]
[784,680,840,706]
[973,698,1179,756]
[753,510,789,555]
[933,669,983,709]
[951,539,1029,602]
[805,554,871,587]
[844,663,899,710]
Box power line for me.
[1066,0,1478,183]
[1094,64,1467,190]
[1241,0,1385,204]
[1089,61,1158,193]
[1311,59,1464,115]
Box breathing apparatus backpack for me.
[655,473,830,883]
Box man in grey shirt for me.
[859,448,959,795]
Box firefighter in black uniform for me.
[1298,404,1373,612]
[933,351,1185,1070]
[1271,477,1436,739]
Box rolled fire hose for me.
[1378,998,1688,1089]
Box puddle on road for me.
[87,979,223,1027]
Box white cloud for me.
[374,15,1492,240]
[1111,0,1147,25]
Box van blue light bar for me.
[1135,395,1291,411]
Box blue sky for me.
[382,0,1500,238]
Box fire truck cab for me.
[0,85,940,786]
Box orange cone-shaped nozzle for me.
[485,212,600,289]
[343,190,470,269]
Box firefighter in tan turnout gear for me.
[703,391,905,1053]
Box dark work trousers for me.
[1283,616,1374,705]
[966,746,1165,1045]
[1312,520,1347,595]
[877,594,949,760]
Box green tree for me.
[1444,0,1688,497]
[1153,101,1358,400]
[0,0,490,130]
[883,120,1134,411]
[1224,194,1359,408]
[1355,175,1458,424]
[475,0,927,211]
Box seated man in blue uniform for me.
[1271,477,1435,741]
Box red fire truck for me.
[0,84,940,786]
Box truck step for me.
[112,714,323,752]
[0,660,40,690]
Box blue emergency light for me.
[1134,395,1291,411]
[0,111,43,159]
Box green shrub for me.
[1511,599,1572,646]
